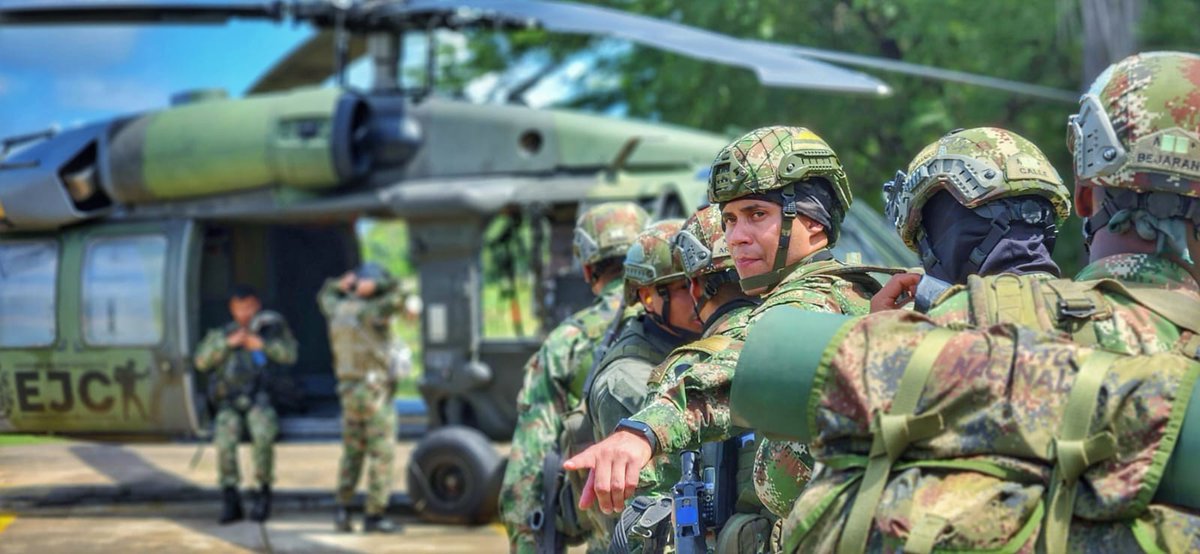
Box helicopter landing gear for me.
[407,425,504,525]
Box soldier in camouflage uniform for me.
[500,202,649,554]
[586,219,700,443]
[733,52,1200,552]
[870,127,1072,315]
[577,219,700,543]
[194,285,298,524]
[606,205,773,552]
[318,263,407,533]
[566,126,883,531]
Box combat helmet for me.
[624,219,688,304]
[673,205,740,311]
[708,126,853,292]
[1067,51,1200,260]
[354,261,396,291]
[883,127,1070,273]
[573,201,650,271]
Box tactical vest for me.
[328,296,391,381]
[952,273,1200,358]
[209,310,287,408]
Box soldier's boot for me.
[362,514,400,533]
[250,485,272,522]
[219,486,244,524]
[334,505,352,533]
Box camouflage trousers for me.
[214,404,277,488]
[335,379,396,515]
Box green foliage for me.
[0,434,64,446]
[439,0,1199,276]
[361,219,415,279]
[359,216,542,398]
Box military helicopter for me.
[0,0,1071,524]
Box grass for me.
[0,434,64,446]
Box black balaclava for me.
[918,192,1060,284]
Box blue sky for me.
[0,20,312,139]
[0,16,601,142]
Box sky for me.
[0,19,313,139]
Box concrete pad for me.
[0,440,555,552]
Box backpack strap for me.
[812,264,901,296]
[836,329,953,554]
[647,335,735,388]
[1181,334,1200,362]
[1041,350,1121,554]
[671,335,735,360]
[1089,279,1200,335]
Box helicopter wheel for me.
[407,425,504,525]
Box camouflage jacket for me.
[624,255,875,520]
[317,278,404,381]
[499,279,624,553]
[634,300,756,496]
[194,310,298,406]
[632,255,874,457]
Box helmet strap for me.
[692,269,739,319]
[1084,189,1200,263]
[647,283,698,340]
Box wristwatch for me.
[615,418,659,454]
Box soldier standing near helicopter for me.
[319,263,408,534]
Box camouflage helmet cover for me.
[1068,51,1200,198]
[573,201,650,267]
[673,204,734,279]
[707,125,853,214]
[884,127,1071,251]
[623,219,686,304]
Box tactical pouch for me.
[557,407,597,542]
[714,512,771,554]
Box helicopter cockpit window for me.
[0,240,59,347]
[82,235,168,346]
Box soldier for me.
[566,126,884,526]
[194,285,298,524]
[870,127,1072,314]
[575,219,700,544]
[733,51,1200,552]
[586,218,700,443]
[318,263,407,533]
[611,204,772,552]
[499,202,649,554]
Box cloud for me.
[55,76,168,112]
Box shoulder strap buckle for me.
[1057,297,1098,319]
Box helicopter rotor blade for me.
[0,1,284,25]
[247,30,368,94]
[387,0,892,96]
[752,41,1079,104]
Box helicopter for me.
[0,0,1077,524]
